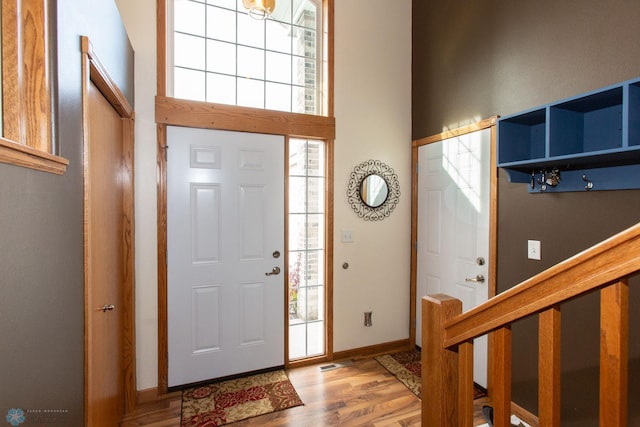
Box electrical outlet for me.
[341,229,354,243]
[528,240,541,260]
[364,311,372,327]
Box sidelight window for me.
[288,138,325,359]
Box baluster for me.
[600,279,628,427]
[458,341,474,426]
[492,327,512,427]
[539,306,561,426]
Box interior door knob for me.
[265,266,281,276]
[465,274,485,283]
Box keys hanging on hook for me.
[546,167,561,187]
[533,168,561,192]
[536,169,548,192]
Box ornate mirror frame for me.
[347,159,400,221]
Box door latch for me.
[265,266,281,276]
[465,274,485,283]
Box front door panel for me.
[167,127,284,387]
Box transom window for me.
[170,0,323,114]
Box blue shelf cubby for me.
[498,78,640,193]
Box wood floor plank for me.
[120,357,492,426]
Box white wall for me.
[115,0,412,390]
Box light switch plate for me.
[528,240,541,260]
[341,229,354,243]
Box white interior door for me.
[167,126,284,387]
[416,127,491,388]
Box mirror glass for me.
[360,174,388,208]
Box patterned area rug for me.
[181,370,303,426]
[375,349,487,400]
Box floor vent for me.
[319,360,354,372]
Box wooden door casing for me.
[82,37,136,423]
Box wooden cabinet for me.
[498,78,640,192]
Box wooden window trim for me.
[0,136,68,174]
[155,96,335,139]
[1,0,68,175]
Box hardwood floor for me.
[121,357,493,426]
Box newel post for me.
[422,294,463,427]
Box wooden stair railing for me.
[422,222,640,427]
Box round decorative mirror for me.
[360,174,388,208]
[347,160,400,221]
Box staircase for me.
[421,222,640,426]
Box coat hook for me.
[530,171,535,190]
[582,174,594,191]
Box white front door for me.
[416,127,491,388]
[167,126,284,387]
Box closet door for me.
[415,127,491,387]
[85,81,127,425]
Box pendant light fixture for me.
[242,0,276,20]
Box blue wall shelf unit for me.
[497,78,640,193]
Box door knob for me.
[102,304,115,312]
[265,266,281,276]
[465,274,485,283]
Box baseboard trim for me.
[133,386,182,409]
[333,339,412,361]
[136,387,161,405]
